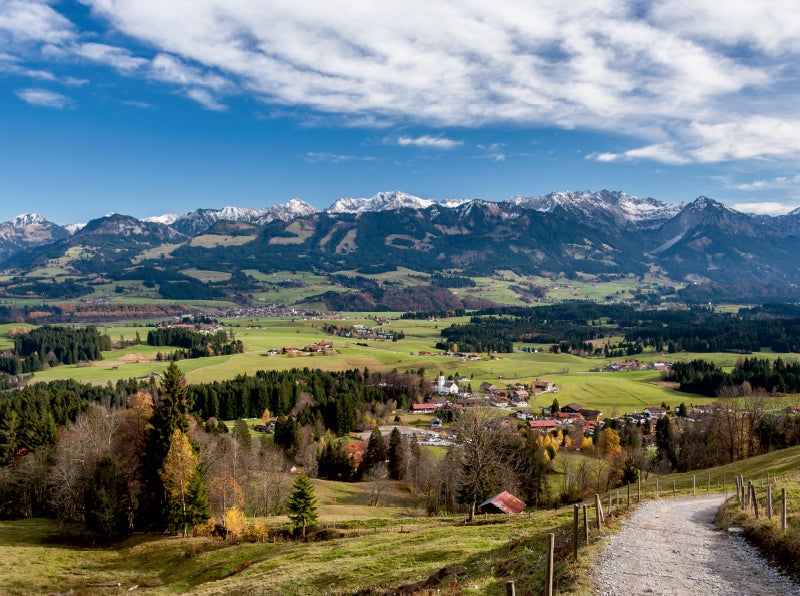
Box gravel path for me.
[594,494,799,595]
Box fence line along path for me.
[594,494,798,595]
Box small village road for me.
[594,494,798,595]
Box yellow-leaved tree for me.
[159,429,197,537]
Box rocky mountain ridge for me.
[4,190,800,300]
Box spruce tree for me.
[139,361,191,530]
[360,427,387,478]
[85,455,128,539]
[388,427,405,480]
[286,473,317,539]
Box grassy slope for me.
[5,446,800,595]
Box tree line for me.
[147,327,243,359]
[437,303,800,355]
[0,325,111,375]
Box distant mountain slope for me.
[2,191,800,302]
[169,199,317,236]
[4,213,188,272]
[0,214,71,263]
[506,190,684,229]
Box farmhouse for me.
[411,403,438,413]
[561,403,583,414]
[528,419,557,431]
[644,406,668,419]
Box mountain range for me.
[2,189,800,307]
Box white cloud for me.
[396,135,462,149]
[730,175,800,192]
[731,202,799,215]
[0,0,74,45]
[15,87,70,108]
[304,152,376,164]
[184,87,226,111]
[588,143,690,165]
[7,1,800,168]
[74,42,147,72]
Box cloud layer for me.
[2,1,800,166]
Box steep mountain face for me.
[256,198,317,224]
[169,199,317,235]
[327,190,469,213]
[506,190,684,230]
[0,214,71,263]
[166,200,651,279]
[76,213,187,243]
[5,214,188,272]
[650,197,771,253]
[646,197,799,286]
[3,191,800,300]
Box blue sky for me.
[2,1,800,224]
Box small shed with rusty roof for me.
[478,491,526,515]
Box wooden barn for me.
[478,491,526,515]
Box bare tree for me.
[365,462,389,506]
[48,405,119,523]
[245,441,290,516]
[454,410,502,521]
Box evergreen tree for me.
[655,415,677,469]
[84,455,129,539]
[139,361,190,530]
[274,416,300,454]
[184,470,211,533]
[286,472,318,539]
[388,427,405,481]
[360,427,387,477]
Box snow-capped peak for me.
[506,190,683,228]
[327,191,436,214]
[143,213,181,225]
[257,198,317,224]
[10,213,48,227]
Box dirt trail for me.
[594,494,798,595]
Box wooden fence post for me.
[627,482,631,506]
[573,504,579,562]
[693,474,696,495]
[608,492,612,517]
[751,482,759,519]
[782,488,787,533]
[546,533,555,596]
[707,474,710,493]
[595,494,603,529]
[672,479,676,497]
[506,580,516,596]
[583,504,589,546]
[767,486,773,520]
[637,478,641,502]
[655,476,659,499]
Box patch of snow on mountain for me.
[327,191,435,213]
[143,213,181,225]
[11,213,49,227]
[64,223,86,234]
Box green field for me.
[22,316,800,412]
